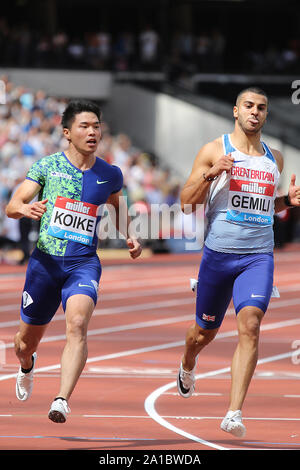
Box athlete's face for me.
[233,92,268,135]
[64,112,101,155]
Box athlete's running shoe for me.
[48,398,70,423]
[177,361,196,398]
[220,410,246,438]
[16,352,37,401]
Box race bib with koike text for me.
[48,196,98,246]
[226,165,276,226]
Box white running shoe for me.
[220,410,246,438]
[16,352,37,401]
[48,398,70,423]
[177,361,196,398]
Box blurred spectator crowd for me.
[0,19,163,71]
[1,17,299,75]
[0,75,182,262]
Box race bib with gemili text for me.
[48,196,98,246]
[226,166,276,226]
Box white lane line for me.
[1,289,299,331]
[84,415,151,419]
[0,285,191,313]
[144,350,296,450]
[0,340,185,382]
[2,307,300,351]
[164,392,222,396]
[1,413,299,422]
[0,297,195,329]
[145,376,229,450]
[0,285,190,314]
[1,281,300,303]
[0,275,188,289]
[1,317,298,381]
[166,416,300,421]
[0,434,156,441]
[1,314,194,349]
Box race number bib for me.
[226,166,275,226]
[48,196,98,246]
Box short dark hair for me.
[236,87,268,106]
[61,99,101,129]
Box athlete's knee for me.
[187,323,218,348]
[66,314,89,339]
[14,331,39,357]
[238,307,264,342]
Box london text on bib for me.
[48,196,98,245]
[226,165,275,225]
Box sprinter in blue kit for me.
[177,87,300,438]
[195,247,274,331]
[6,99,142,423]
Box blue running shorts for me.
[20,247,102,325]
[195,245,274,330]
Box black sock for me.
[54,396,67,402]
[21,355,34,374]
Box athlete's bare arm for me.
[180,138,234,212]
[5,179,48,220]
[106,190,142,259]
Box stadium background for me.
[1,0,300,263]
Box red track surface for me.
[0,245,300,452]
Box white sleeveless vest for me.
[204,134,281,253]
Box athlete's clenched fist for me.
[24,198,48,220]
[210,153,235,178]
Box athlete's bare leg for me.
[57,294,95,400]
[228,306,264,411]
[182,323,219,371]
[15,320,48,369]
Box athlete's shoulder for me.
[94,157,123,192]
[194,137,223,165]
[262,142,283,173]
[200,137,223,154]
[44,151,65,161]
[27,152,64,181]
[95,156,123,174]
[269,148,284,173]
[33,152,64,166]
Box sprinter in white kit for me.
[177,87,300,437]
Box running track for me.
[0,245,300,452]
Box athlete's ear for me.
[233,105,238,119]
[63,127,71,142]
